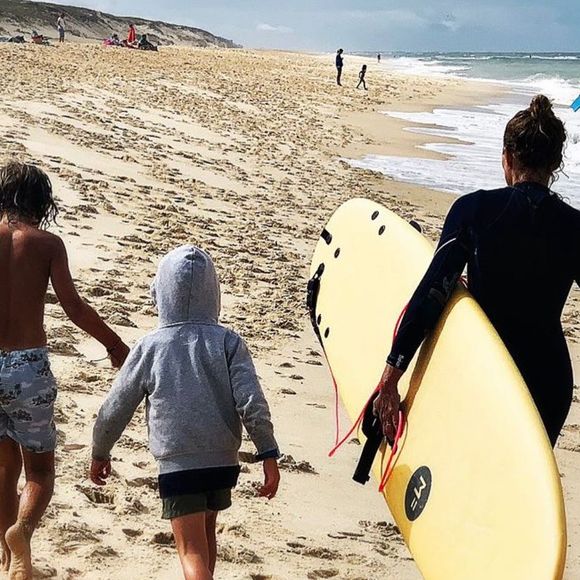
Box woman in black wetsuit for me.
[336,49,344,86]
[375,95,580,447]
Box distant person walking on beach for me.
[336,48,344,86]
[377,53,381,63]
[56,13,65,43]
[375,95,580,449]
[357,64,368,90]
[0,162,129,580]
[91,245,280,580]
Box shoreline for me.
[340,69,506,162]
[0,44,578,579]
[339,57,580,203]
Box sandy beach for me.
[0,44,578,579]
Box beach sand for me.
[0,44,578,579]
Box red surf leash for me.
[328,382,381,457]
[379,410,405,492]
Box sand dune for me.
[0,0,236,47]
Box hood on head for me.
[151,245,221,326]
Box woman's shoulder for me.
[551,192,580,215]
[557,202,580,242]
[466,187,514,201]
[453,187,512,205]
[442,188,516,232]
[448,187,510,215]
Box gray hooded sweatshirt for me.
[92,245,279,474]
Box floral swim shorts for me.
[0,348,57,453]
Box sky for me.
[49,0,580,52]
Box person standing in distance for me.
[57,13,65,44]
[127,23,137,47]
[336,49,344,86]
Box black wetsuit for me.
[387,183,580,445]
[336,54,344,85]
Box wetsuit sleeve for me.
[387,198,473,372]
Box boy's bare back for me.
[0,161,130,364]
[0,220,71,351]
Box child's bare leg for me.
[0,439,22,572]
[6,449,54,580]
[204,511,218,574]
[171,513,212,580]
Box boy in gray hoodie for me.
[90,245,280,580]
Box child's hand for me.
[259,458,280,500]
[108,342,130,369]
[90,458,112,486]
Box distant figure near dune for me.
[57,13,65,44]
[377,53,381,63]
[138,34,158,52]
[336,48,344,86]
[127,23,137,47]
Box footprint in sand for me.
[77,485,115,505]
[151,532,174,546]
[225,524,249,538]
[278,455,317,475]
[306,359,323,366]
[219,544,262,564]
[125,477,158,491]
[286,542,341,561]
[89,546,118,559]
[307,571,339,579]
[122,529,143,539]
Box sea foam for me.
[350,54,580,207]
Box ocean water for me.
[349,53,580,207]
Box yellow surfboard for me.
[308,198,566,580]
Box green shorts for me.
[161,489,232,520]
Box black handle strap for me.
[353,393,384,485]
[307,263,325,342]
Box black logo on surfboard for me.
[405,466,432,521]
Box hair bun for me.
[529,94,554,120]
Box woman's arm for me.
[376,197,474,441]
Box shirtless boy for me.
[0,162,129,579]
